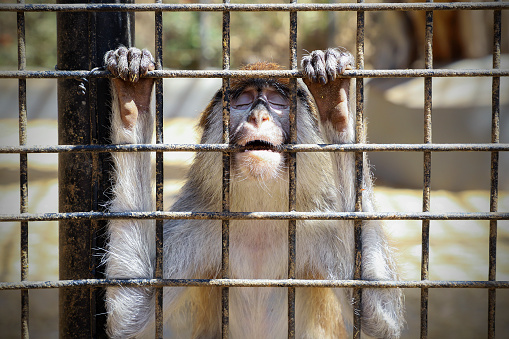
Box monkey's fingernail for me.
[319,76,327,85]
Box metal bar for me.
[57,1,135,337]
[287,1,297,338]
[17,0,29,337]
[3,143,509,154]
[88,10,100,337]
[57,2,95,336]
[2,211,509,222]
[2,68,508,79]
[488,1,501,337]
[420,3,433,339]
[154,1,164,338]
[2,2,509,13]
[353,1,365,337]
[3,279,509,291]
[221,1,231,337]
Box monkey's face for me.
[230,85,290,181]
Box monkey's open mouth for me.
[243,140,280,152]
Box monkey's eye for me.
[232,92,254,110]
[266,92,289,111]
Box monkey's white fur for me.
[104,48,404,338]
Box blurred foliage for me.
[0,0,500,70]
[135,0,350,70]
[0,0,351,70]
[0,10,57,69]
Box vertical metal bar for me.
[154,1,164,338]
[488,2,501,338]
[287,2,297,338]
[17,0,29,337]
[57,2,93,335]
[353,1,364,338]
[421,3,433,339]
[221,1,231,338]
[88,10,100,337]
[58,1,133,337]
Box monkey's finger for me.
[140,49,156,75]
[302,56,317,83]
[324,49,341,82]
[336,51,355,75]
[127,48,142,83]
[310,50,328,84]
[104,50,120,78]
[116,47,130,82]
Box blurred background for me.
[1,0,508,337]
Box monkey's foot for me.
[301,48,354,132]
[105,47,155,129]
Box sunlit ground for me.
[0,118,508,338]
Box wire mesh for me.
[0,1,508,339]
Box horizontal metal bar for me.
[2,143,509,154]
[1,278,508,291]
[1,211,508,222]
[0,68,508,79]
[1,2,508,13]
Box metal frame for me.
[0,1,508,339]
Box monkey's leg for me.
[103,47,158,338]
[295,287,346,338]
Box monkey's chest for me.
[229,220,288,279]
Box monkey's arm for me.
[103,47,158,338]
[302,49,405,338]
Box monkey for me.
[103,46,405,338]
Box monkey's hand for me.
[105,47,155,129]
[301,48,354,133]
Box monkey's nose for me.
[248,109,271,127]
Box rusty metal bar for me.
[2,68,508,79]
[57,2,95,336]
[57,1,134,337]
[88,9,103,337]
[420,4,433,339]
[154,1,164,337]
[488,1,501,337]
[17,0,29,337]
[3,143,509,154]
[2,211,509,223]
[3,278,509,291]
[87,10,100,338]
[420,3,433,339]
[221,1,231,337]
[2,2,508,13]
[352,1,365,337]
[287,1,298,338]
